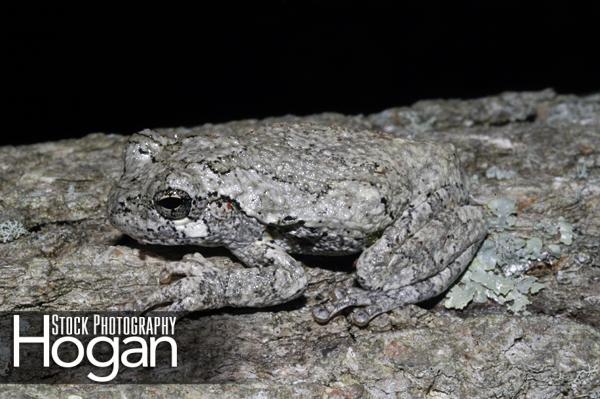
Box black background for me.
[5,3,600,146]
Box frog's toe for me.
[165,298,189,312]
[312,305,333,323]
[348,304,387,327]
[349,308,371,326]
[312,301,355,324]
[138,285,181,311]
[115,295,168,312]
[160,257,210,281]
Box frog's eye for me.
[153,189,192,220]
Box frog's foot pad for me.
[348,304,389,327]
[312,287,377,325]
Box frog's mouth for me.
[172,218,209,239]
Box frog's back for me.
[172,121,455,236]
[179,122,407,183]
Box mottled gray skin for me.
[108,122,487,325]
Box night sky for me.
[5,3,600,145]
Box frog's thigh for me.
[355,184,468,289]
[357,205,486,291]
[346,205,486,326]
[349,239,482,325]
[313,193,486,325]
[312,240,482,325]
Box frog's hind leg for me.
[348,239,481,326]
[313,204,486,326]
[311,242,479,325]
[355,204,486,325]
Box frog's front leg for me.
[132,240,308,312]
[313,190,487,326]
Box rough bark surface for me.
[1,90,599,397]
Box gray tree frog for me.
[108,121,487,326]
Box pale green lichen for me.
[485,166,517,180]
[0,219,28,243]
[575,158,589,179]
[445,237,545,313]
[557,217,574,245]
[524,237,543,259]
[536,217,575,245]
[548,244,562,256]
[402,110,437,133]
[444,197,557,313]
[487,197,516,218]
[486,197,517,228]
